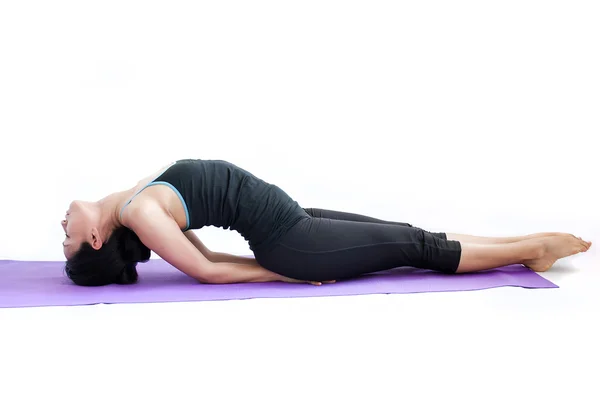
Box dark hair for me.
[65,226,151,286]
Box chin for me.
[69,200,82,211]
[69,200,91,214]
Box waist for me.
[236,180,306,250]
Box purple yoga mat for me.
[0,258,557,308]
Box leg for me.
[458,235,591,272]
[255,218,592,281]
[303,208,413,227]
[303,207,447,238]
[304,208,560,245]
[446,232,562,245]
[256,217,463,281]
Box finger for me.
[310,281,322,286]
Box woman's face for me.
[61,201,94,259]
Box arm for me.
[124,204,281,284]
[183,230,260,265]
[209,252,260,265]
[183,230,215,260]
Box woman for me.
[62,159,592,286]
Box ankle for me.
[524,239,546,261]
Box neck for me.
[96,191,128,239]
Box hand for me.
[278,275,336,286]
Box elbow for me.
[204,250,216,264]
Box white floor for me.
[1,254,597,401]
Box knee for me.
[415,229,434,266]
[417,230,461,273]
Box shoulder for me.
[121,197,166,229]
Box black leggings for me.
[254,208,462,281]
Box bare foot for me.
[525,234,592,272]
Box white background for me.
[0,1,598,400]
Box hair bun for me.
[116,262,139,284]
